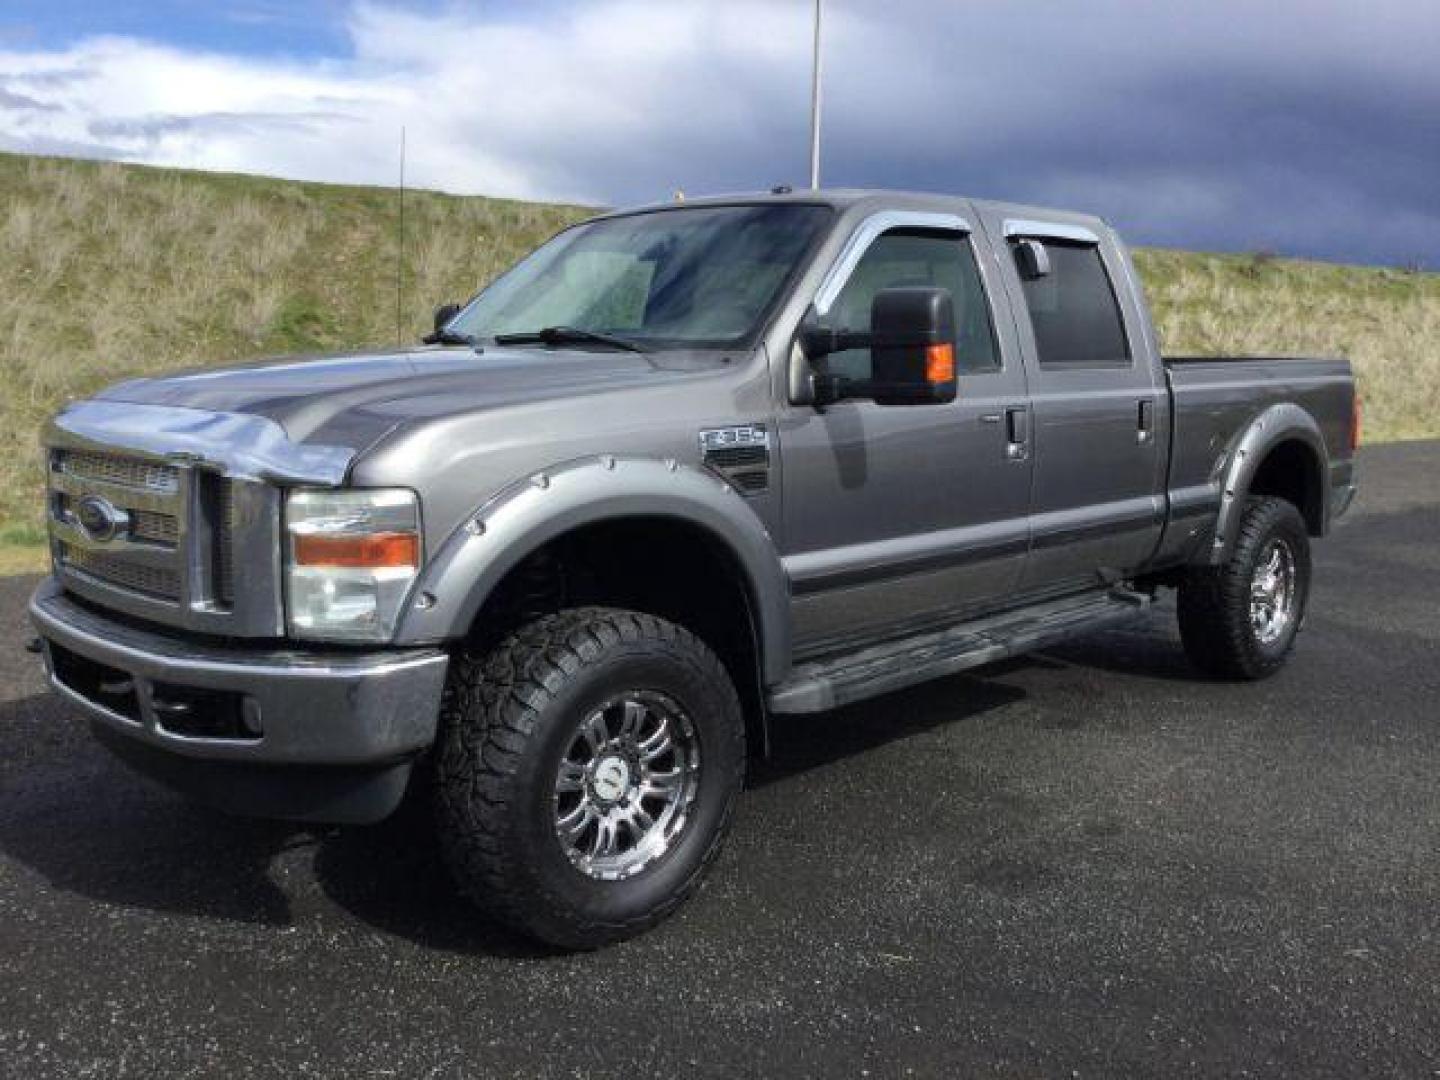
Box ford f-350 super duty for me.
[30,190,1358,947]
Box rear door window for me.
[1014,240,1130,369]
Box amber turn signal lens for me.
[293,531,419,568]
[925,343,956,384]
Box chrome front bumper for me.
[29,577,449,822]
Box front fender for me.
[1209,402,1328,565]
[393,456,792,684]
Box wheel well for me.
[1248,439,1325,535]
[464,517,765,742]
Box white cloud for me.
[1,0,1438,262]
[0,1,819,204]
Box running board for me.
[767,589,1152,714]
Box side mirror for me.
[422,302,462,343]
[1013,239,1051,280]
[801,286,957,407]
[433,302,462,333]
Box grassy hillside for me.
[2,152,1436,562]
[1138,247,1438,442]
[0,152,587,550]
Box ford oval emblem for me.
[75,495,127,543]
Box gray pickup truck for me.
[30,189,1358,947]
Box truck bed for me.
[1159,354,1356,563]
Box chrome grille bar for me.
[49,469,179,515]
[57,449,179,494]
[215,478,237,606]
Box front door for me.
[777,210,1033,656]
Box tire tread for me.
[434,606,743,948]
[1178,496,1310,680]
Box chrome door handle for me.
[1137,399,1155,445]
[1004,406,1030,461]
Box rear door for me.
[974,213,1166,591]
[777,210,1033,654]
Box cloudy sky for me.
[1,0,1436,266]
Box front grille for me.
[58,450,179,493]
[54,493,179,551]
[59,543,182,600]
[45,413,283,637]
[130,509,180,547]
[51,447,188,605]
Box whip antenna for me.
[395,126,406,345]
[809,0,823,189]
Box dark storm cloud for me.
[536,0,1440,265]
[845,12,1440,266]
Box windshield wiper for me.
[494,326,649,354]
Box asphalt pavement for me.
[1,441,1437,1078]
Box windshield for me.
[447,204,833,349]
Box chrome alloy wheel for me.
[1250,537,1297,645]
[552,692,701,881]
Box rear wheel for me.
[1177,496,1312,680]
[433,607,744,948]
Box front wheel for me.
[1177,496,1312,680]
[434,607,745,949]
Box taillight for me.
[1349,394,1362,453]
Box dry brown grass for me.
[0,152,586,543]
[1,151,1435,556]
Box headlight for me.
[284,488,421,642]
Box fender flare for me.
[393,456,792,684]
[1208,402,1329,565]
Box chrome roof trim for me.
[1002,219,1102,245]
[815,210,973,315]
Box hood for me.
[96,345,723,453]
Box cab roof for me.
[595,187,1111,236]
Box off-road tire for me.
[434,607,745,949]
[1177,496,1312,680]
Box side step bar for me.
[767,589,1152,714]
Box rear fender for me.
[1208,402,1328,565]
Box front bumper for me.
[29,577,449,822]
